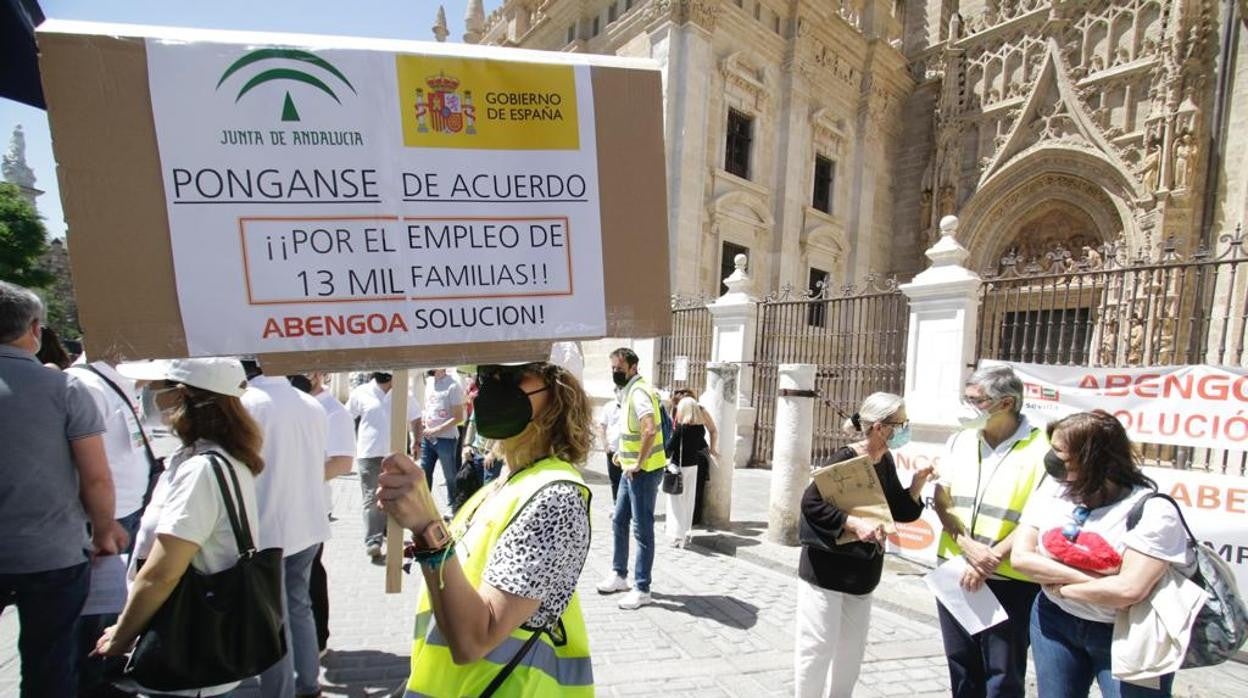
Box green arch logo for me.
[216,48,357,122]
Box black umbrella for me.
[1,0,46,108]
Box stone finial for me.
[927,215,971,268]
[464,0,486,44]
[433,5,449,42]
[2,125,36,191]
[718,253,754,301]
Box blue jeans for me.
[0,560,90,697]
[420,437,459,508]
[1030,594,1174,697]
[612,467,662,593]
[259,543,321,697]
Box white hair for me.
[842,392,904,434]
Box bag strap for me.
[1126,491,1198,547]
[480,630,542,698]
[77,365,159,466]
[204,451,258,555]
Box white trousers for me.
[793,578,873,698]
[664,465,698,543]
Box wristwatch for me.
[413,519,452,552]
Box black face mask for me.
[372,372,393,384]
[611,369,629,387]
[1044,449,1068,480]
[475,373,549,439]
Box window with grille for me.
[813,155,835,214]
[725,109,753,179]
[720,242,749,296]
[998,308,1092,364]
[807,267,830,327]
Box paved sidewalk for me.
[5,454,1247,697]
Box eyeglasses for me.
[961,395,996,408]
[881,420,910,429]
[1061,505,1091,542]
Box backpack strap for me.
[1126,491,1198,547]
[204,451,258,556]
[75,364,160,467]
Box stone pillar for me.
[899,215,982,442]
[707,254,758,468]
[766,363,816,546]
[702,362,739,529]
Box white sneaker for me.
[366,543,382,559]
[595,573,630,594]
[617,590,652,610]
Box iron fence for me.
[976,229,1248,474]
[654,295,714,398]
[750,274,910,465]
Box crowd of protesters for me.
[0,276,1208,698]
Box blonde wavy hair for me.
[496,362,594,467]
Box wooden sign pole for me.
[385,368,409,594]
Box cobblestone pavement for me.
[5,454,1247,697]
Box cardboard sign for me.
[811,454,896,545]
[982,360,1248,451]
[38,21,670,372]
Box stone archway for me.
[990,200,1112,272]
[957,147,1142,273]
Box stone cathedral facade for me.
[455,0,1243,305]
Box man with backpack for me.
[596,347,666,610]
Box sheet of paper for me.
[811,454,895,545]
[923,557,1009,636]
[80,554,128,617]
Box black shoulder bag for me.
[80,365,166,507]
[123,452,286,691]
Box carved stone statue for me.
[1081,245,1103,270]
[1138,147,1161,192]
[1099,317,1119,365]
[2,125,36,191]
[1127,315,1145,365]
[1172,133,1194,190]
[938,184,957,216]
[919,190,933,229]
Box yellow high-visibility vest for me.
[937,424,1049,582]
[404,457,593,697]
[617,376,666,472]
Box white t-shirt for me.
[69,362,149,518]
[243,376,330,555]
[128,443,259,697]
[1019,479,1193,623]
[423,374,465,440]
[600,399,622,452]
[347,380,422,458]
[316,390,356,459]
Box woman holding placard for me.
[793,392,935,698]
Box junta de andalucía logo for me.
[217,48,357,122]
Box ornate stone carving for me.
[646,0,720,30]
[1172,131,1195,191]
[720,51,769,111]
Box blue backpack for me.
[659,402,673,445]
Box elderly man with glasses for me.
[932,364,1050,698]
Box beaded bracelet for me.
[415,544,456,571]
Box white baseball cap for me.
[117,358,248,397]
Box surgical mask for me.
[957,402,992,430]
[474,374,550,439]
[886,425,912,450]
[1044,449,1068,480]
[611,370,629,387]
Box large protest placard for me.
[982,360,1248,451]
[38,21,670,370]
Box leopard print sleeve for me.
[482,481,591,630]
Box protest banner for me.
[981,360,1248,451]
[37,20,670,372]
